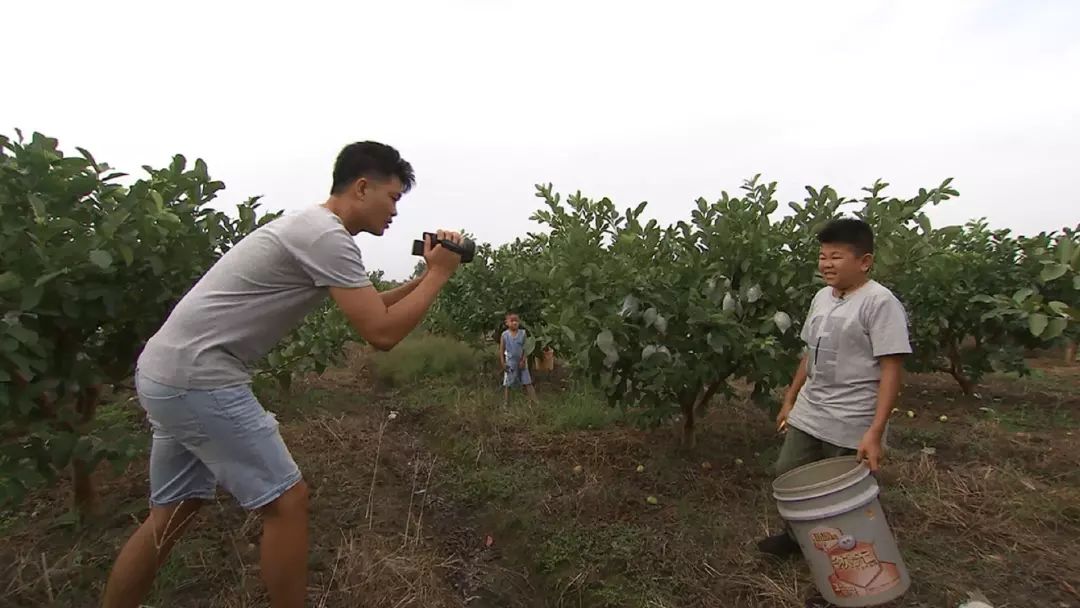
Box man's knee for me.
[262,480,308,518]
[147,498,204,547]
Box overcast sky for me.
[5,0,1078,279]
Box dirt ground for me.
[2,349,1078,608]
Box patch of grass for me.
[443,457,551,505]
[536,383,623,432]
[371,334,482,387]
[94,398,143,432]
[977,402,1076,432]
[535,522,647,574]
[532,522,669,607]
[892,425,944,450]
[261,386,352,417]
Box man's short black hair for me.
[331,141,415,195]
[817,217,874,255]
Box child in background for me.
[759,217,911,565]
[499,312,539,405]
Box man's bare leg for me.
[101,499,204,608]
[259,480,310,608]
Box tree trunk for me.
[72,385,102,518]
[72,460,99,517]
[1067,340,1078,365]
[946,347,976,396]
[680,400,695,449]
[693,382,723,417]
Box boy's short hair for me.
[330,141,415,195]
[817,217,874,256]
[505,311,519,319]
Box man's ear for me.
[353,177,368,200]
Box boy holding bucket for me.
[758,217,911,560]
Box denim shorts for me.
[134,370,302,510]
[503,365,532,387]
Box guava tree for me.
[426,237,550,346]
[974,226,1080,363]
[531,178,840,446]
[0,131,277,514]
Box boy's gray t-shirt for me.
[137,205,371,389]
[786,280,912,449]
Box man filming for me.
[102,141,464,608]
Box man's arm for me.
[330,270,450,351]
[776,353,809,430]
[330,231,463,351]
[378,271,425,307]
[857,354,905,471]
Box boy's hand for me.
[857,429,884,472]
[776,400,795,432]
[518,357,526,368]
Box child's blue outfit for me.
[501,329,532,387]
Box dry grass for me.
[1,350,1078,607]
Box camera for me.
[411,232,475,263]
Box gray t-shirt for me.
[786,280,912,449]
[137,205,371,389]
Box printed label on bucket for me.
[808,526,901,599]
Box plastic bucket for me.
[772,456,910,606]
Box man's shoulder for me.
[270,206,360,253]
[270,205,344,236]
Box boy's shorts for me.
[134,370,302,510]
[503,365,532,387]
[774,426,856,477]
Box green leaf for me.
[150,190,165,209]
[1074,275,1080,290]
[35,269,70,288]
[707,332,725,354]
[1013,288,1034,305]
[1043,318,1067,340]
[21,285,45,309]
[1040,263,1068,282]
[619,295,640,318]
[28,193,46,221]
[643,308,658,328]
[654,315,668,334]
[118,243,134,266]
[0,272,22,291]
[917,214,932,234]
[970,294,996,304]
[1048,301,1070,316]
[1059,237,1075,265]
[6,325,38,346]
[746,285,762,303]
[722,293,736,312]
[89,249,113,270]
[1028,313,1048,337]
[595,330,617,359]
[774,311,792,334]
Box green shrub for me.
[372,334,482,386]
